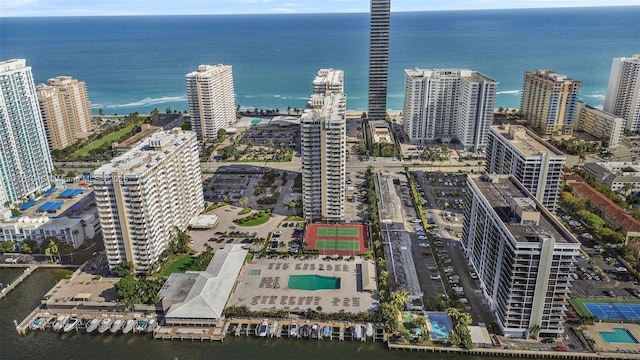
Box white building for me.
[0,214,98,249]
[485,124,566,211]
[313,68,344,96]
[186,64,236,141]
[301,69,346,222]
[92,129,204,273]
[575,102,624,148]
[604,54,640,133]
[583,161,640,195]
[0,59,55,208]
[462,174,580,338]
[402,68,497,151]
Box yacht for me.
[353,324,362,340]
[122,319,136,334]
[289,322,298,337]
[52,315,68,332]
[256,320,269,337]
[29,317,44,331]
[365,323,374,338]
[135,319,147,333]
[146,319,157,333]
[86,318,100,333]
[110,319,124,333]
[269,320,278,338]
[98,318,112,334]
[63,318,80,333]
[322,325,331,339]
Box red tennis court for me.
[305,223,368,255]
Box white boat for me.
[98,318,112,334]
[310,324,319,339]
[122,319,136,334]
[86,318,100,333]
[269,320,278,337]
[365,322,373,337]
[52,315,68,332]
[146,319,157,333]
[256,320,269,337]
[135,319,147,333]
[30,317,45,330]
[322,325,331,339]
[63,317,80,333]
[353,324,362,340]
[289,322,298,337]
[110,319,124,333]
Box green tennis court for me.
[316,226,360,237]
[315,239,361,251]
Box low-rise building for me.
[0,213,98,249]
[583,161,640,195]
[575,102,624,148]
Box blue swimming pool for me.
[599,328,639,344]
[426,312,452,341]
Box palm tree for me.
[47,239,60,264]
[239,196,249,208]
[390,289,410,312]
[529,323,541,340]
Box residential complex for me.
[92,129,204,272]
[312,68,344,95]
[575,102,624,148]
[301,69,346,222]
[485,124,566,210]
[604,54,640,133]
[402,68,498,151]
[367,0,390,121]
[36,76,92,150]
[186,64,236,141]
[520,70,581,137]
[462,174,580,338]
[0,59,55,208]
[0,213,98,249]
[583,161,640,195]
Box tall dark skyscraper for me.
[368,0,390,121]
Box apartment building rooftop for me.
[471,174,578,244]
[491,124,564,156]
[302,94,346,122]
[93,128,195,176]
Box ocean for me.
[1,7,639,114]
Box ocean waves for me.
[91,96,188,109]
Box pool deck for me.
[584,323,640,353]
[228,257,378,314]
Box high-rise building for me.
[301,69,346,222]
[185,64,236,141]
[92,129,204,272]
[462,174,580,338]
[604,54,640,132]
[367,0,390,121]
[485,124,566,210]
[575,101,624,148]
[0,59,55,208]
[403,68,498,150]
[313,68,344,96]
[520,70,581,137]
[36,76,92,150]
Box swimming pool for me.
[287,275,341,291]
[599,328,639,344]
[426,312,453,341]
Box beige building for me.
[186,64,236,141]
[520,70,581,137]
[92,129,204,273]
[36,76,92,149]
[575,101,624,148]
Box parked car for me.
[541,338,555,344]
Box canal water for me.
[0,268,512,360]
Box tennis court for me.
[305,223,369,256]
[316,226,360,237]
[585,302,640,321]
[315,239,361,251]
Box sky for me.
[1,0,638,17]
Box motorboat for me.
[30,317,45,331]
[365,322,373,338]
[135,319,147,333]
[110,319,124,333]
[322,325,331,339]
[299,324,310,338]
[269,320,278,338]
[86,318,100,333]
[122,319,136,334]
[63,317,80,333]
[98,318,113,334]
[289,322,298,337]
[310,324,318,339]
[52,315,68,332]
[146,319,157,333]
[256,320,269,337]
[353,324,362,340]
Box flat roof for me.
[491,124,564,156]
[470,174,578,244]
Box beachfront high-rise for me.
[485,124,566,211]
[185,64,236,141]
[92,129,204,273]
[604,54,640,133]
[520,70,581,137]
[0,59,55,208]
[367,0,390,121]
[36,76,92,150]
[301,69,346,222]
[402,68,498,151]
[462,174,580,338]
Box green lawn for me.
[237,214,271,226]
[163,255,192,276]
[238,207,252,215]
[73,120,145,158]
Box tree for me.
[115,275,139,307]
[174,227,191,254]
[46,239,60,264]
[0,240,15,253]
[390,289,410,312]
[361,112,367,119]
[114,261,134,277]
[529,323,541,339]
[239,197,249,208]
[217,128,226,142]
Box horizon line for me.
[1,4,638,18]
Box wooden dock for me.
[0,265,36,301]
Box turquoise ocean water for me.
[1,7,639,114]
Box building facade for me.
[583,161,640,195]
[36,76,92,150]
[92,129,204,272]
[301,70,346,222]
[520,70,581,137]
[0,213,98,249]
[313,68,344,96]
[604,54,640,132]
[185,64,236,141]
[403,68,498,151]
[485,124,566,210]
[0,59,55,207]
[575,101,624,148]
[367,0,390,121]
[462,174,580,338]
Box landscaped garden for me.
[234,209,272,226]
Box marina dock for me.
[0,266,36,301]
